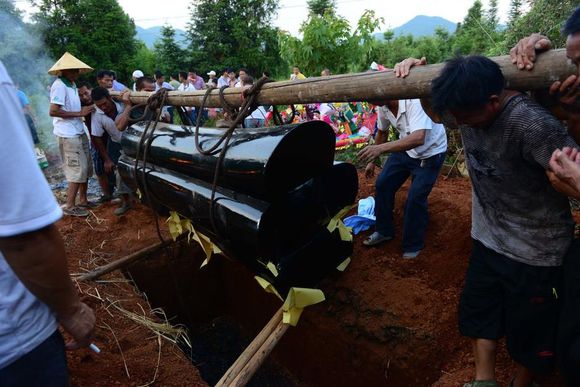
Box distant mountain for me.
[136,26,188,48]
[374,15,457,40]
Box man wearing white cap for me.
[48,52,96,217]
[131,69,144,91]
[206,70,217,88]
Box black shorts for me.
[558,239,580,385]
[459,239,561,374]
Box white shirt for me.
[177,82,195,92]
[0,61,61,369]
[155,82,174,91]
[90,101,126,143]
[377,99,447,159]
[217,76,229,88]
[50,78,85,137]
[249,106,268,120]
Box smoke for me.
[0,7,56,152]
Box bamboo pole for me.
[216,307,284,387]
[229,317,289,387]
[112,49,574,108]
[76,238,179,281]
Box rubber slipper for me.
[62,206,89,217]
[363,232,393,246]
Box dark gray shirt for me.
[461,94,577,267]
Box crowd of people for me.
[1,6,580,387]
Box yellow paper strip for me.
[336,257,351,272]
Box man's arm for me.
[358,129,426,164]
[49,103,94,118]
[91,135,115,174]
[0,225,95,349]
[114,91,133,131]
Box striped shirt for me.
[461,94,577,267]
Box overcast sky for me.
[113,0,511,35]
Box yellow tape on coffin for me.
[336,257,351,272]
[282,288,325,326]
[327,205,354,242]
[254,276,283,301]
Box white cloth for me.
[90,101,125,142]
[50,78,84,137]
[377,99,447,159]
[0,61,61,369]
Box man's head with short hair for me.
[96,69,115,88]
[91,86,115,115]
[170,73,178,81]
[564,7,580,69]
[240,75,254,87]
[431,55,505,129]
[321,68,331,76]
[238,68,248,78]
[136,76,156,92]
[178,71,188,82]
[188,69,197,78]
[154,70,164,84]
[293,66,300,75]
[262,70,270,78]
[77,81,92,106]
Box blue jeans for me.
[0,330,68,387]
[375,151,445,252]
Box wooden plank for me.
[112,49,574,108]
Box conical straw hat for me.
[48,52,93,76]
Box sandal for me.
[363,232,393,246]
[78,201,99,209]
[62,206,89,217]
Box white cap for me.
[132,69,144,78]
[369,62,379,71]
[207,70,216,76]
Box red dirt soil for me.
[58,203,206,386]
[57,170,579,386]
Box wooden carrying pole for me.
[76,238,178,281]
[216,307,288,387]
[113,49,574,108]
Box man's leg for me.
[374,152,411,238]
[401,152,445,253]
[474,339,497,381]
[459,240,505,383]
[65,182,80,209]
[505,262,561,385]
[78,182,88,205]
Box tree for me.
[187,0,283,77]
[279,9,382,75]
[153,25,186,74]
[507,0,523,29]
[129,42,157,76]
[501,0,577,51]
[306,0,336,16]
[453,0,496,55]
[33,0,138,82]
